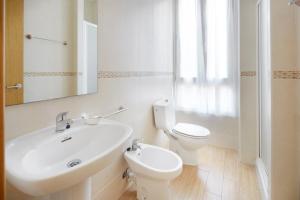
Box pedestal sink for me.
[5,119,132,200]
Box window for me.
[175,0,238,117]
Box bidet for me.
[124,143,182,200]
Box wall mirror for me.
[5,0,98,106]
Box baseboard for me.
[256,158,269,200]
[239,156,256,166]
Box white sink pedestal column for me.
[136,176,170,200]
[50,178,92,200]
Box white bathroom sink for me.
[6,119,132,197]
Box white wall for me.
[100,0,173,72]
[294,3,300,199]
[5,0,174,199]
[295,5,300,199]
[271,0,298,199]
[84,0,97,24]
[239,0,258,164]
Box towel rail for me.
[25,34,68,46]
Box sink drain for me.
[67,159,82,168]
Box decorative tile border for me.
[23,71,173,78]
[24,72,82,77]
[97,71,173,78]
[240,70,300,79]
[23,70,300,79]
[241,71,256,77]
[273,70,300,79]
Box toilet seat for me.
[172,123,210,139]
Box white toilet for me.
[124,143,182,200]
[153,99,210,166]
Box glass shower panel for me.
[257,0,271,175]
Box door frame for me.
[0,0,5,198]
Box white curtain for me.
[175,0,239,117]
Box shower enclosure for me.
[256,0,271,197]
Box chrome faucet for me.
[56,112,73,133]
[131,139,142,151]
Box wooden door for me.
[5,0,23,106]
[0,0,5,198]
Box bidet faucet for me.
[131,139,142,151]
[56,112,73,133]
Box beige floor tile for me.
[205,170,224,195]
[222,178,239,200]
[203,192,221,200]
[223,149,239,180]
[119,191,136,200]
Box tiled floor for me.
[119,145,261,200]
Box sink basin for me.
[6,119,132,198]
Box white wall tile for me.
[240,0,258,164]
[240,77,257,164]
[99,0,174,72]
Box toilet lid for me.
[173,123,210,138]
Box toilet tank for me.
[153,99,176,131]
